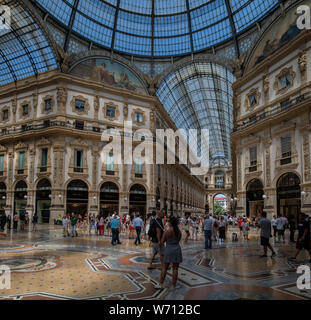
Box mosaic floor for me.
[0,226,310,300]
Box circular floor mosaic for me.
[0,255,60,272]
[129,256,161,265]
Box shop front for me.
[36,179,51,223]
[66,180,89,218]
[129,184,147,217]
[14,181,27,215]
[100,182,119,217]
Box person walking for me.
[148,210,165,270]
[288,214,296,243]
[71,212,78,237]
[32,214,38,232]
[111,215,121,245]
[276,214,287,243]
[20,211,25,231]
[183,215,191,243]
[7,214,11,230]
[258,211,276,258]
[13,213,18,231]
[271,215,277,240]
[89,215,96,234]
[133,214,144,245]
[289,213,311,262]
[191,217,198,241]
[203,214,214,250]
[242,218,250,241]
[218,216,226,243]
[98,216,105,235]
[157,216,183,289]
[62,214,70,237]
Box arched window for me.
[215,171,225,189]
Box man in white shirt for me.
[271,215,277,239]
[203,215,214,250]
[276,215,287,243]
[133,214,144,245]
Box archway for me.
[277,173,301,225]
[213,194,227,215]
[129,184,147,217]
[36,179,51,224]
[246,179,264,218]
[14,181,27,215]
[66,180,89,218]
[100,182,119,217]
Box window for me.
[18,152,25,174]
[3,109,8,120]
[249,147,257,166]
[0,154,4,175]
[22,104,29,116]
[106,153,114,174]
[281,136,292,165]
[40,149,48,172]
[279,74,291,90]
[75,100,85,112]
[45,99,52,111]
[249,94,257,107]
[249,147,257,172]
[215,171,224,189]
[106,107,116,118]
[135,157,143,177]
[135,112,143,123]
[74,150,84,172]
[75,121,84,130]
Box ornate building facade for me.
[0,60,205,223]
[231,2,311,222]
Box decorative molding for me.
[70,95,90,116]
[103,102,120,121]
[131,108,147,126]
[273,66,296,95]
[298,50,307,83]
[0,106,10,123]
[19,100,32,120]
[40,95,55,115]
[263,74,269,102]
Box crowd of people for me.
[1,208,311,289]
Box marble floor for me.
[0,225,310,300]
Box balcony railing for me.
[233,91,309,132]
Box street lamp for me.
[262,194,267,200]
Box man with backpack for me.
[147,210,165,270]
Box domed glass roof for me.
[33,0,279,57]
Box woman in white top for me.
[191,217,198,241]
[184,216,191,243]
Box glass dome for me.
[33,0,279,57]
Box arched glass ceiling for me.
[33,0,279,57]
[157,61,235,165]
[0,1,58,86]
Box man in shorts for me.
[148,210,164,270]
[258,211,276,258]
[276,214,287,243]
[289,213,311,262]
